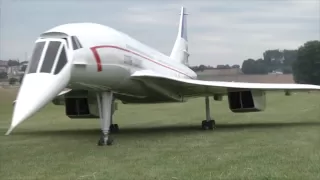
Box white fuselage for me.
[6,22,197,135]
[41,23,197,99]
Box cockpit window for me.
[62,38,69,48]
[54,47,67,75]
[71,36,83,50]
[40,41,61,73]
[26,39,69,75]
[75,37,83,48]
[27,41,46,74]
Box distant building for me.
[0,60,27,79]
[0,60,7,66]
[0,60,7,73]
[0,67,6,73]
[268,70,283,75]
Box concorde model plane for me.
[6,7,320,146]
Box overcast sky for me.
[0,0,319,66]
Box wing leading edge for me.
[131,70,320,97]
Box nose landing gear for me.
[96,91,114,146]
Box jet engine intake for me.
[227,89,266,113]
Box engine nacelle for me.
[227,89,266,113]
[64,97,99,118]
[52,90,118,119]
[53,90,99,118]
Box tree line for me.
[190,40,320,85]
[292,40,320,85]
[241,49,296,74]
[241,40,320,85]
[190,64,240,72]
[191,49,297,75]
[0,60,22,79]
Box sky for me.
[0,0,319,66]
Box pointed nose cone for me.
[5,38,73,135]
[6,68,71,135]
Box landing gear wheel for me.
[201,120,215,130]
[110,124,119,133]
[97,135,113,146]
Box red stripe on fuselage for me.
[90,47,102,72]
[90,45,192,78]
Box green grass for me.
[1,88,320,180]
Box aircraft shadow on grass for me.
[7,121,320,138]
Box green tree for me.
[283,49,297,66]
[216,64,231,69]
[292,40,320,84]
[9,78,18,85]
[7,60,19,66]
[263,49,283,72]
[241,59,268,74]
[231,64,240,68]
[20,65,27,72]
[241,59,256,74]
[282,66,292,74]
[255,58,268,74]
[198,65,205,72]
[0,72,7,79]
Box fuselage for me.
[7,22,198,135]
[37,23,197,102]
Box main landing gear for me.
[110,98,119,133]
[96,91,119,146]
[95,93,214,145]
[201,96,216,130]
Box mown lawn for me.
[1,88,320,180]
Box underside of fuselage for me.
[65,81,185,104]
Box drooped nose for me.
[6,39,72,135]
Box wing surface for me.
[131,70,320,97]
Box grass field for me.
[1,88,320,180]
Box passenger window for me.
[27,41,46,74]
[40,41,61,73]
[54,47,67,75]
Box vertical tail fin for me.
[170,6,189,66]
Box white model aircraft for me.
[6,7,320,146]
